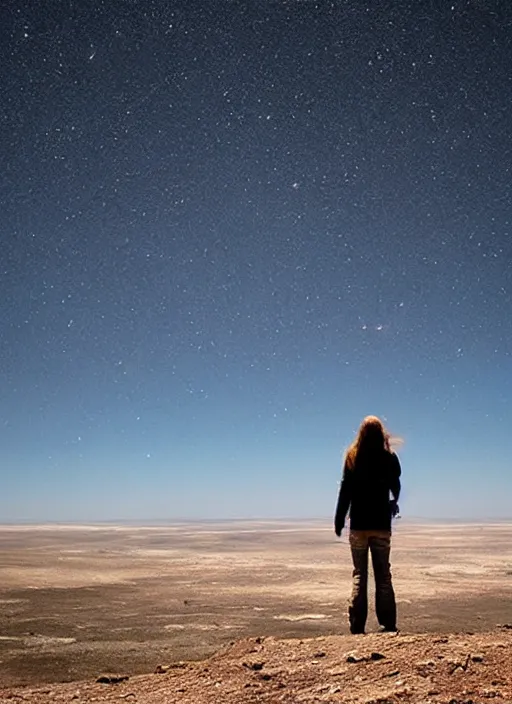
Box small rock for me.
[314,651,326,658]
[260,673,272,681]
[370,652,385,661]
[471,654,484,663]
[346,652,385,663]
[96,675,129,684]
[155,661,186,672]
[449,654,471,674]
[243,661,264,671]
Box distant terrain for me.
[0,520,511,692]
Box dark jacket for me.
[334,450,401,534]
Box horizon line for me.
[1,515,512,527]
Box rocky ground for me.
[1,627,511,704]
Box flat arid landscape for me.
[1,520,512,702]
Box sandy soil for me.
[2,629,512,703]
[0,520,511,687]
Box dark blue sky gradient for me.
[1,0,511,520]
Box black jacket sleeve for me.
[389,453,402,502]
[334,464,352,536]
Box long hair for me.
[344,416,399,471]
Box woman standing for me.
[334,416,401,634]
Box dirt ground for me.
[0,520,511,688]
[3,629,512,704]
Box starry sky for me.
[1,0,511,522]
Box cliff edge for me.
[1,627,511,703]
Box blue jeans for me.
[348,530,396,633]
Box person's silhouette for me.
[334,416,401,634]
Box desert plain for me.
[0,520,511,688]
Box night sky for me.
[2,1,511,521]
